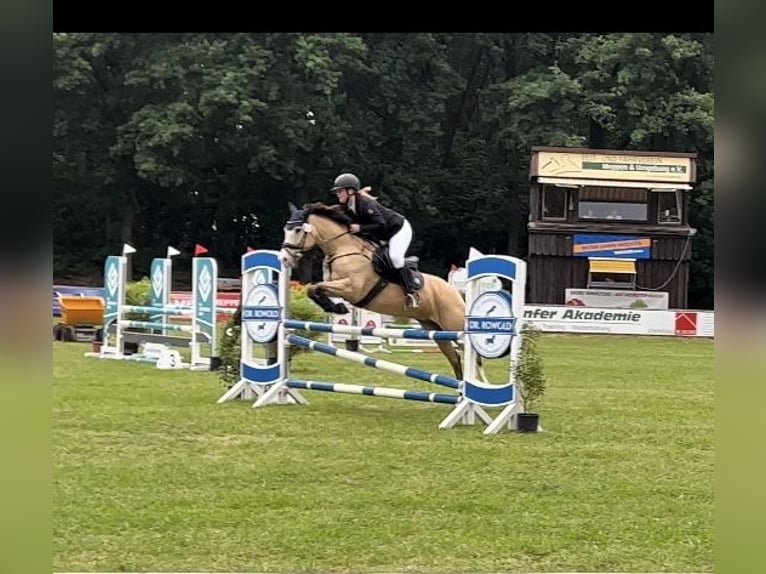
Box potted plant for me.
[513,323,546,432]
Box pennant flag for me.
[246,246,255,253]
[194,243,209,256]
[468,247,484,261]
[122,243,137,256]
[167,245,181,258]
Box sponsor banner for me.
[574,234,651,259]
[171,291,240,321]
[326,304,715,342]
[467,290,514,359]
[523,305,714,337]
[243,284,280,344]
[170,291,240,307]
[565,288,668,310]
[533,150,693,183]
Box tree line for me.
[54,32,714,308]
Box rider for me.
[331,172,420,308]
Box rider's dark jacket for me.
[341,194,404,243]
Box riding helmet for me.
[331,173,361,192]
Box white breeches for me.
[388,219,412,269]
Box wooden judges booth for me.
[526,146,697,309]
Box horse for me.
[278,202,471,381]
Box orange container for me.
[58,296,105,326]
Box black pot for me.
[345,339,360,352]
[209,356,223,371]
[517,413,540,433]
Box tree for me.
[53,33,713,308]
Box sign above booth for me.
[531,148,696,185]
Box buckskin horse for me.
[279,202,474,381]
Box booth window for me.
[577,186,648,222]
[542,185,567,220]
[657,189,682,224]
[587,257,637,290]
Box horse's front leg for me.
[307,277,355,315]
[322,257,331,281]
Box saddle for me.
[371,247,425,293]
[346,238,425,309]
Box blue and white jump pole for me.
[218,247,529,434]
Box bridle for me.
[280,215,354,258]
[280,218,308,252]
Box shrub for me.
[124,277,152,321]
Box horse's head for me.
[279,202,354,267]
[279,203,317,268]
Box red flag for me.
[194,243,209,256]
[246,246,255,253]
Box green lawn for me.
[53,334,713,573]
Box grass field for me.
[53,334,713,573]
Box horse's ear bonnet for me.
[286,204,307,229]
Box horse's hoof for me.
[333,303,349,315]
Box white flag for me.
[122,243,137,256]
[468,246,483,261]
[167,246,181,258]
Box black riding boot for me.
[398,267,420,309]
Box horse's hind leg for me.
[476,355,489,383]
[420,319,463,381]
[436,340,463,381]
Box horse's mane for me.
[303,202,353,227]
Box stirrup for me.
[405,293,419,309]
